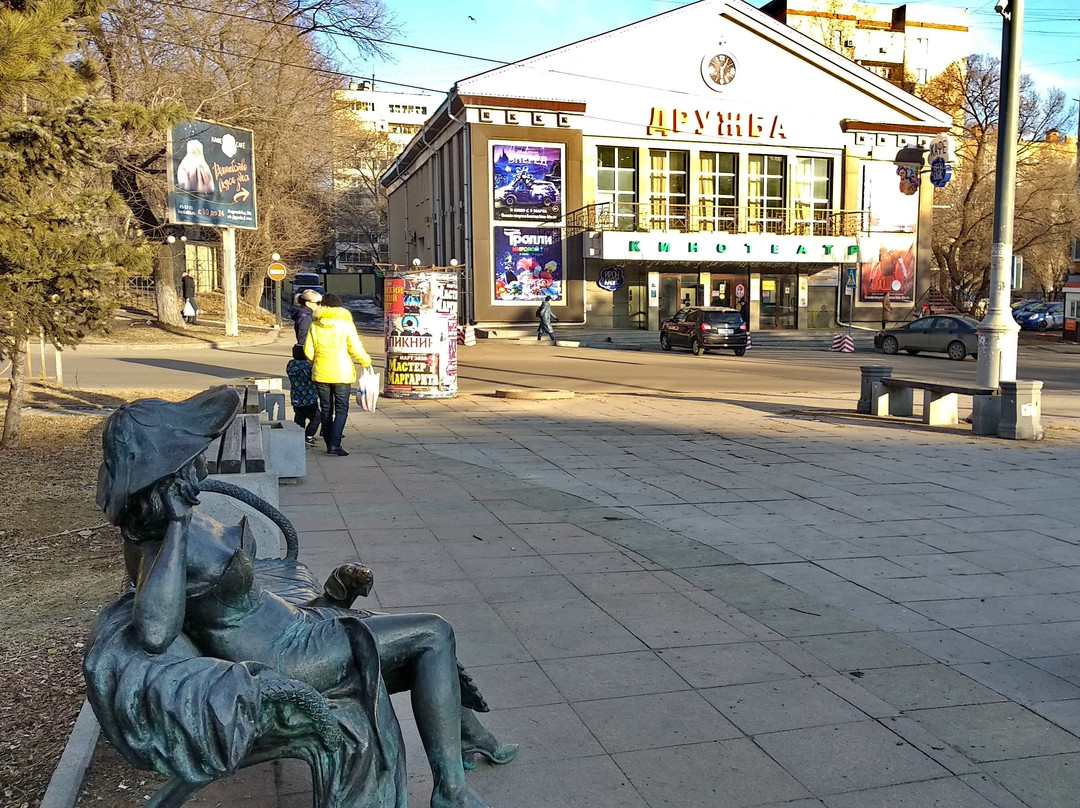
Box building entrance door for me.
[759,275,798,329]
[710,274,746,308]
[659,274,702,322]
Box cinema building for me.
[380,0,953,331]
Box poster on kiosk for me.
[383,269,459,399]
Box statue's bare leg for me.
[366,613,492,808]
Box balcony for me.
[566,202,865,239]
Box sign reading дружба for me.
[167,121,258,230]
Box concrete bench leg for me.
[888,386,914,417]
[924,391,958,425]
[869,382,891,416]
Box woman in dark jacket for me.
[292,289,322,344]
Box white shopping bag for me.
[355,368,380,412]
[182,301,196,318]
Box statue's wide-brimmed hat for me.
[96,387,241,523]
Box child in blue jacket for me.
[286,344,320,446]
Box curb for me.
[74,327,283,353]
[494,389,575,400]
[41,700,100,808]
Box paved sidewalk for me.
[187,391,1080,808]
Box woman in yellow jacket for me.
[303,294,371,456]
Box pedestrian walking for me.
[292,289,322,344]
[536,299,558,343]
[303,294,371,456]
[881,291,891,330]
[286,344,321,447]
[181,269,197,325]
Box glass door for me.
[759,275,798,329]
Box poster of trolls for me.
[492,227,564,304]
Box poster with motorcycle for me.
[491,142,563,223]
[493,227,563,304]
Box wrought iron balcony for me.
[565,202,866,238]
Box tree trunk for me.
[1,335,27,449]
[154,248,184,327]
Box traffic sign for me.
[267,262,287,281]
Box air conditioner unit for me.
[844,39,854,47]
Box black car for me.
[660,307,749,356]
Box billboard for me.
[493,227,563,304]
[861,160,917,234]
[860,239,915,302]
[491,142,563,223]
[167,121,258,230]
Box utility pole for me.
[974,0,1024,428]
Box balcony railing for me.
[567,202,867,238]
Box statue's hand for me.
[162,481,194,525]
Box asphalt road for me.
[49,332,1080,420]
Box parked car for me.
[1011,300,1044,319]
[878,315,979,361]
[660,307,749,356]
[291,272,325,301]
[1015,301,1065,331]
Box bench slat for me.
[243,384,261,414]
[204,435,223,474]
[242,414,266,473]
[219,418,244,474]
[883,378,997,396]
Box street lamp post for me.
[975,0,1024,426]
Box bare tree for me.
[83,0,397,312]
[921,55,1080,306]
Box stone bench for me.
[857,366,1000,432]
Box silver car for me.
[879,315,980,361]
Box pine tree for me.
[0,0,160,447]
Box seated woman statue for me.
[85,387,515,808]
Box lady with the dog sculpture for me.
[88,387,514,808]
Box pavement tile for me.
[952,659,1080,706]
[911,701,1080,763]
[543,551,646,575]
[701,678,867,734]
[749,605,875,638]
[614,738,812,808]
[464,754,651,808]
[753,720,949,795]
[819,776,998,807]
[981,753,1080,808]
[593,591,748,649]
[473,573,585,603]
[573,690,743,753]
[907,594,1080,629]
[847,664,1004,711]
[963,621,1080,659]
[657,641,802,688]
[492,598,647,659]
[794,631,934,672]
[539,649,690,702]
[464,661,565,708]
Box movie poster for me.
[860,239,915,302]
[491,143,563,223]
[493,227,563,304]
[383,271,458,398]
[167,121,257,230]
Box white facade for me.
[337,82,439,149]
[383,0,952,330]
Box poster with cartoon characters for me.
[860,239,915,302]
[493,227,563,304]
[492,143,563,223]
[167,121,257,230]
[383,271,458,398]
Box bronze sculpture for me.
[84,387,515,808]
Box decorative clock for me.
[701,52,737,90]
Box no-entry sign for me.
[267,262,287,281]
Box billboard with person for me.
[167,121,258,230]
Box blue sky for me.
[345,0,1079,119]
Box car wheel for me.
[947,340,967,361]
[660,332,671,351]
[881,336,899,355]
[904,349,920,355]
[503,193,517,207]
[691,338,704,356]
[733,347,746,357]
[1037,320,1048,331]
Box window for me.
[389,123,420,134]
[698,152,738,233]
[648,149,689,231]
[387,104,428,115]
[792,157,832,235]
[350,101,374,112]
[597,146,638,231]
[747,154,786,234]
